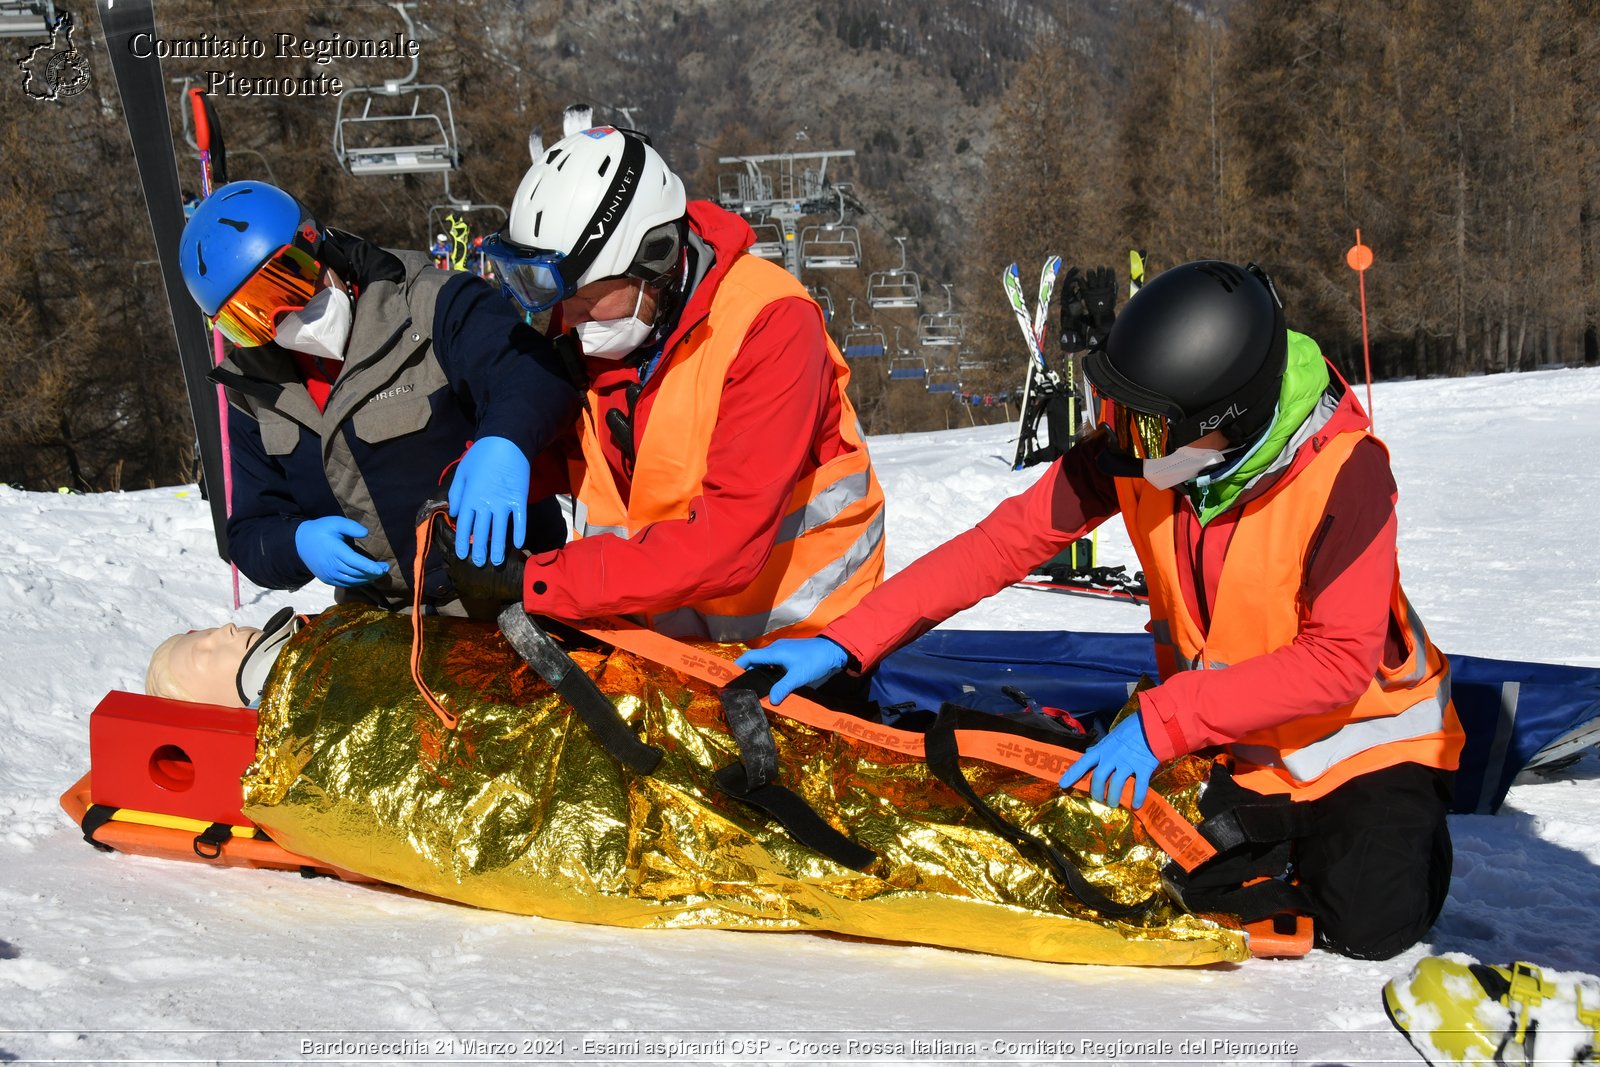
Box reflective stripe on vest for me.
[581,521,629,538]
[652,506,886,642]
[583,468,875,552]
[571,251,885,643]
[1116,420,1463,800]
[1231,677,1452,782]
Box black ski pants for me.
[1182,760,1454,961]
[1297,761,1455,960]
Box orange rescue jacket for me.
[571,253,885,643]
[1118,426,1463,800]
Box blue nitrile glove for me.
[1061,712,1160,809]
[735,637,849,704]
[448,436,531,567]
[293,516,390,588]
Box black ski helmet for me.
[1083,260,1288,448]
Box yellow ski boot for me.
[1383,956,1599,1065]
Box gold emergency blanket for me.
[241,604,1248,967]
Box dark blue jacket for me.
[211,240,579,609]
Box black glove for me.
[1060,265,1118,352]
[437,512,526,603]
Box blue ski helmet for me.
[179,181,318,316]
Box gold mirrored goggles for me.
[1093,392,1173,460]
[211,244,321,348]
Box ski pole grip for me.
[188,88,212,152]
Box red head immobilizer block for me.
[89,691,260,826]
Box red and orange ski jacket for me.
[523,201,885,643]
[824,382,1463,800]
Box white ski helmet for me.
[489,127,686,313]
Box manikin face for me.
[166,624,262,707]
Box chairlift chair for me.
[331,4,460,177]
[842,299,886,359]
[426,203,507,276]
[887,327,927,381]
[718,160,775,207]
[918,283,964,346]
[868,236,922,310]
[0,1,54,37]
[426,202,507,239]
[925,347,960,393]
[800,187,861,270]
[747,219,786,262]
[335,85,461,176]
[807,285,834,325]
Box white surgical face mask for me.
[274,285,353,361]
[1142,445,1226,490]
[575,281,653,360]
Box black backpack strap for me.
[1163,764,1321,922]
[1166,873,1314,923]
[713,670,876,872]
[498,606,663,775]
[924,706,1151,919]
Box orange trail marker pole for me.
[1345,229,1376,428]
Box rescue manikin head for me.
[484,127,687,324]
[179,181,330,348]
[1083,259,1287,464]
[145,608,303,708]
[145,624,262,708]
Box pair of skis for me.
[1003,258,1065,470]
[1015,573,1150,606]
[96,0,230,563]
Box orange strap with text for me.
[410,506,458,728]
[578,617,1216,872]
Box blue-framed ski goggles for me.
[480,231,576,315]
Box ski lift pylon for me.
[332,4,460,177]
[842,298,886,359]
[868,236,922,309]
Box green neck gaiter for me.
[1187,330,1330,524]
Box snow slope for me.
[2,368,1597,1065]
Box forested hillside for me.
[2,0,1595,491]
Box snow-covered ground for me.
[1,368,1597,1065]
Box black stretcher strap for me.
[718,672,781,787]
[498,605,663,775]
[193,822,232,859]
[80,804,118,853]
[925,705,1151,920]
[712,670,876,872]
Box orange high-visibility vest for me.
[571,253,885,644]
[1117,427,1462,800]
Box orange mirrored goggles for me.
[210,244,321,347]
[1093,391,1173,460]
